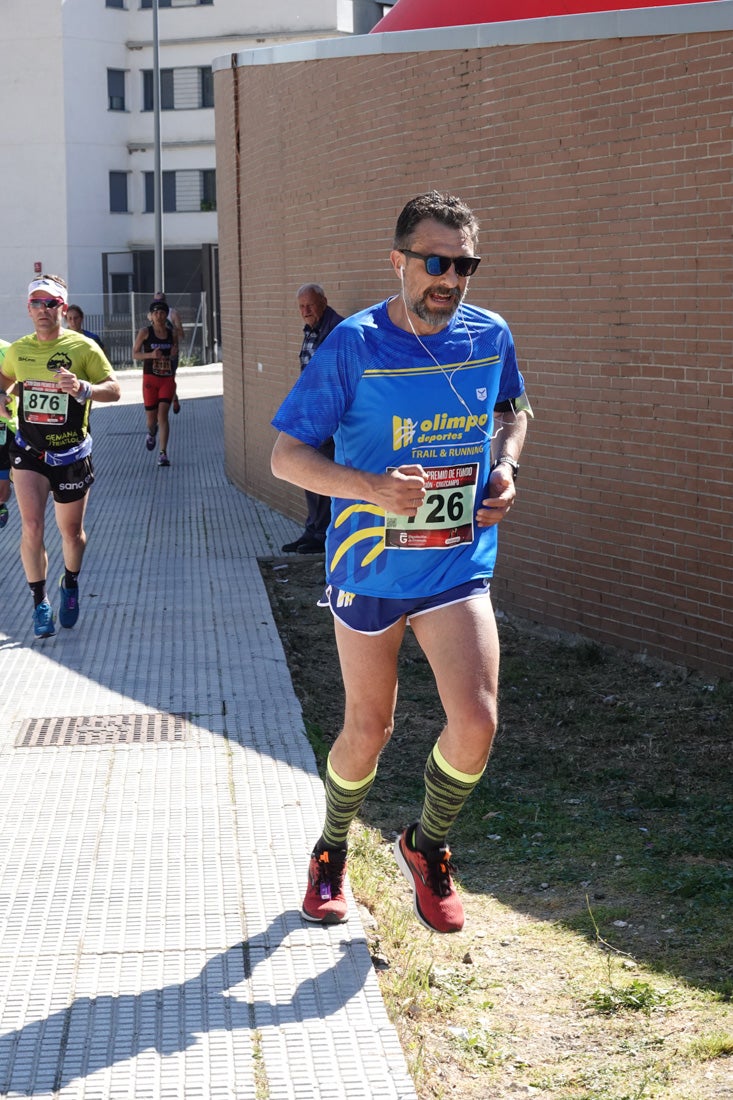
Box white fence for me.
[0,292,218,369]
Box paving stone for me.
[0,369,416,1099]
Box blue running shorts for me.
[318,577,491,635]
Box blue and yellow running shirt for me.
[272,298,527,599]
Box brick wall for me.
[215,28,733,678]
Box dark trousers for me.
[304,438,334,542]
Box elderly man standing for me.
[280,284,343,555]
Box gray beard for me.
[408,287,465,328]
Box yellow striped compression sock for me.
[416,742,485,850]
[320,756,378,849]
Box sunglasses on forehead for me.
[29,298,64,310]
[400,249,481,278]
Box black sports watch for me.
[490,456,519,481]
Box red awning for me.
[372,0,709,32]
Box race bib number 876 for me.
[23,380,68,425]
[384,463,478,549]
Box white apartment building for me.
[0,0,390,360]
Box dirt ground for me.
[260,555,733,1100]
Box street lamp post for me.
[153,0,163,293]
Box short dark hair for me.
[393,191,479,250]
[67,303,84,319]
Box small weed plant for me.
[588,978,673,1016]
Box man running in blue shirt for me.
[272,191,531,933]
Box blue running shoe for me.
[0,503,8,529]
[33,599,56,638]
[157,451,170,467]
[58,577,80,629]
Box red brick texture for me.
[215,30,733,678]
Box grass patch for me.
[686,1031,733,1061]
[260,556,733,1100]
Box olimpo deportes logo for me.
[392,410,489,449]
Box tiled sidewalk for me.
[0,368,416,1099]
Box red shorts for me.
[143,374,176,409]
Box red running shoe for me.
[394,825,464,933]
[301,846,348,924]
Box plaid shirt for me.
[298,306,344,372]
[299,327,319,372]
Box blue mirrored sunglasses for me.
[400,249,481,278]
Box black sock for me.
[29,580,47,607]
[414,822,443,854]
[314,835,348,856]
[64,569,80,590]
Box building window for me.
[201,66,214,108]
[106,0,125,7]
[145,171,176,213]
[109,172,129,213]
[142,66,213,111]
[142,70,174,111]
[141,1,213,7]
[107,69,126,111]
[161,69,175,109]
[144,170,216,213]
[110,273,131,313]
[201,169,216,211]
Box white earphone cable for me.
[399,279,501,445]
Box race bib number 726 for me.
[384,463,478,549]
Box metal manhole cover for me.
[16,713,192,748]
